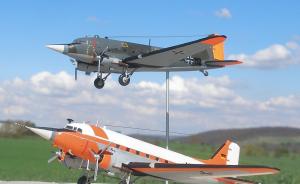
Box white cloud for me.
[215,8,232,19]
[259,95,300,111]
[3,105,27,116]
[0,71,299,134]
[228,42,300,69]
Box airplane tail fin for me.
[201,34,225,60]
[203,140,240,165]
[212,41,225,60]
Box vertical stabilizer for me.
[203,140,240,165]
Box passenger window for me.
[146,154,150,158]
[155,157,159,161]
[136,151,140,155]
[126,148,130,152]
[116,144,120,149]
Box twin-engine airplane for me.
[20,121,279,184]
[46,34,242,89]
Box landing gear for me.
[118,74,131,86]
[200,70,209,76]
[119,181,134,184]
[94,78,105,89]
[119,172,133,184]
[93,46,109,89]
[77,175,91,184]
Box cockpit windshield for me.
[65,125,73,130]
[65,125,82,133]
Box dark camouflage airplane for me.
[46,34,242,89]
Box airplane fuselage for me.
[55,123,202,170]
[25,122,278,184]
[46,34,242,89]
[48,35,210,74]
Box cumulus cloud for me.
[215,8,232,19]
[259,95,300,111]
[0,71,299,134]
[228,41,300,69]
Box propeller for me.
[48,150,63,163]
[89,143,112,181]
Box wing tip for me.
[270,167,280,174]
[220,60,243,66]
[201,34,227,45]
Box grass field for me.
[0,136,298,184]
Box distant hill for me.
[131,127,300,145]
[178,127,300,145]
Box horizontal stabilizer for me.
[205,60,242,67]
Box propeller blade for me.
[99,142,112,155]
[48,154,58,163]
[94,156,99,181]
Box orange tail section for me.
[212,41,225,60]
[201,34,226,60]
[202,140,240,165]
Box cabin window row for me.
[114,144,169,163]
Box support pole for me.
[166,71,169,150]
[165,71,170,184]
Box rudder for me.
[203,140,240,165]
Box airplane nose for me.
[46,44,66,53]
[26,127,55,141]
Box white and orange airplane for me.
[20,121,279,184]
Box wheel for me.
[94,78,105,89]
[119,180,127,184]
[118,74,130,86]
[77,175,90,184]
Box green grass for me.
[0,137,298,183]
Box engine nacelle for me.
[101,57,122,67]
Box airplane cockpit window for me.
[65,125,82,133]
[65,125,73,130]
[72,39,86,45]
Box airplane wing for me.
[124,162,279,184]
[216,177,258,184]
[122,35,242,69]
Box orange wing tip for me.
[200,35,227,45]
[270,167,280,174]
[248,167,280,175]
[223,60,243,66]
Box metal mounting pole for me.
[166,71,169,150]
[165,71,169,184]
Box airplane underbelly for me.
[134,66,207,72]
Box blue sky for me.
[0,1,299,133]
